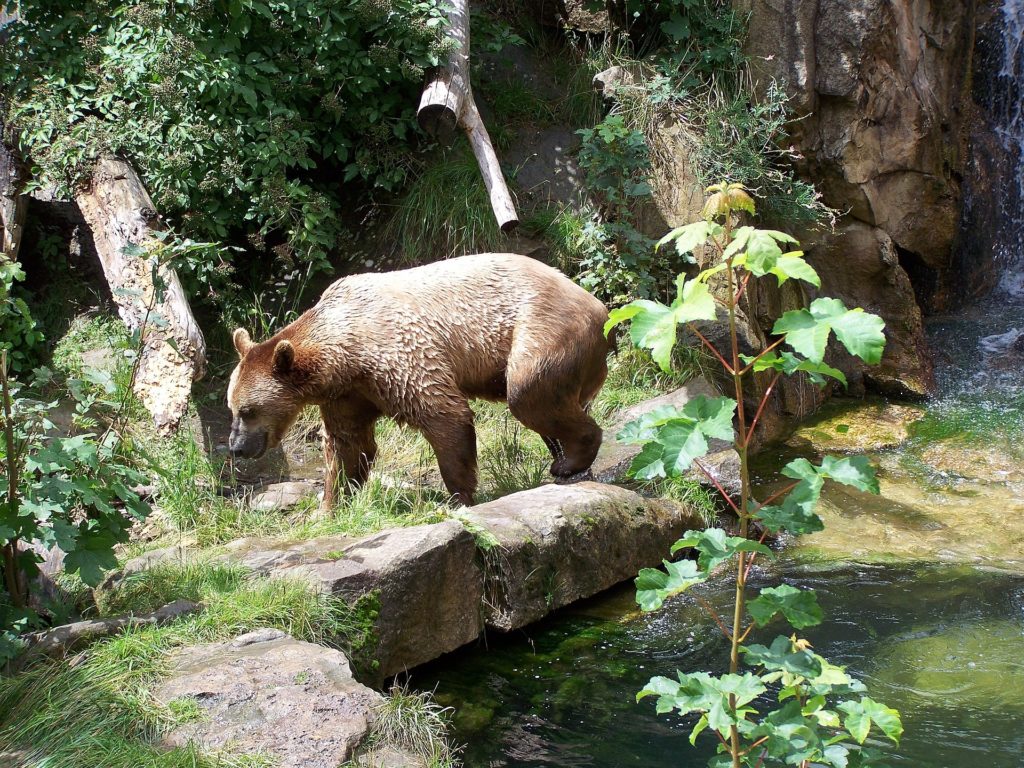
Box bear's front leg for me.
[319,400,379,514]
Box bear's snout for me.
[228,424,268,460]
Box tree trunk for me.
[417,0,519,232]
[75,158,206,433]
[0,122,25,263]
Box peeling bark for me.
[76,158,206,433]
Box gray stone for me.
[593,65,635,98]
[284,521,483,679]
[101,543,190,590]
[593,378,742,496]
[225,522,484,680]
[459,482,707,631]
[20,599,200,663]
[156,632,381,768]
[218,534,354,576]
[250,480,317,512]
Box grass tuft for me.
[383,148,509,265]
[352,683,460,768]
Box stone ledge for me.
[460,482,706,631]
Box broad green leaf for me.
[682,395,736,441]
[743,229,787,275]
[673,279,718,324]
[748,699,821,763]
[748,584,823,629]
[742,635,823,678]
[621,397,736,480]
[772,307,833,363]
[656,220,712,260]
[63,529,120,586]
[772,298,886,365]
[670,527,772,574]
[743,351,847,387]
[770,251,821,287]
[819,455,880,494]
[626,300,678,371]
[635,558,705,611]
[754,458,825,535]
[838,698,903,744]
[604,303,644,337]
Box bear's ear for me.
[233,328,253,358]
[272,340,295,375]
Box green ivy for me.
[0,257,43,373]
[2,0,450,279]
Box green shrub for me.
[2,0,451,281]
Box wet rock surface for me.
[459,482,707,631]
[786,398,925,453]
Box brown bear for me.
[227,253,612,507]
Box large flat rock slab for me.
[231,522,484,680]
[460,482,706,631]
[593,378,741,495]
[156,629,381,768]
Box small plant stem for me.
[734,272,752,304]
[687,323,735,375]
[743,530,771,582]
[697,597,733,640]
[722,212,752,768]
[739,338,785,375]
[744,373,782,446]
[0,350,25,609]
[692,459,740,515]
[750,481,800,514]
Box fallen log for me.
[75,158,206,433]
[417,0,519,232]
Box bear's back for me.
[310,253,606,405]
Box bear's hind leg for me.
[419,405,478,506]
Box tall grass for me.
[350,683,460,768]
[383,148,510,264]
[0,566,356,768]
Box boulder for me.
[459,482,707,631]
[155,629,381,768]
[19,599,200,665]
[250,480,318,512]
[225,522,484,680]
[737,0,974,310]
[593,378,742,496]
[787,398,925,453]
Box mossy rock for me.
[871,620,1024,712]
[787,399,925,453]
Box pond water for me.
[414,563,1024,767]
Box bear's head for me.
[226,328,308,460]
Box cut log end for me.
[416,103,460,140]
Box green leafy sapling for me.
[606,183,901,768]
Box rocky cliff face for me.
[734,0,983,401]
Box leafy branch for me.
[608,183,901,768]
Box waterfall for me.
[994,0,1024,296]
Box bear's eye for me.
[238,407,257,420]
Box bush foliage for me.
[2,0,450,278]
